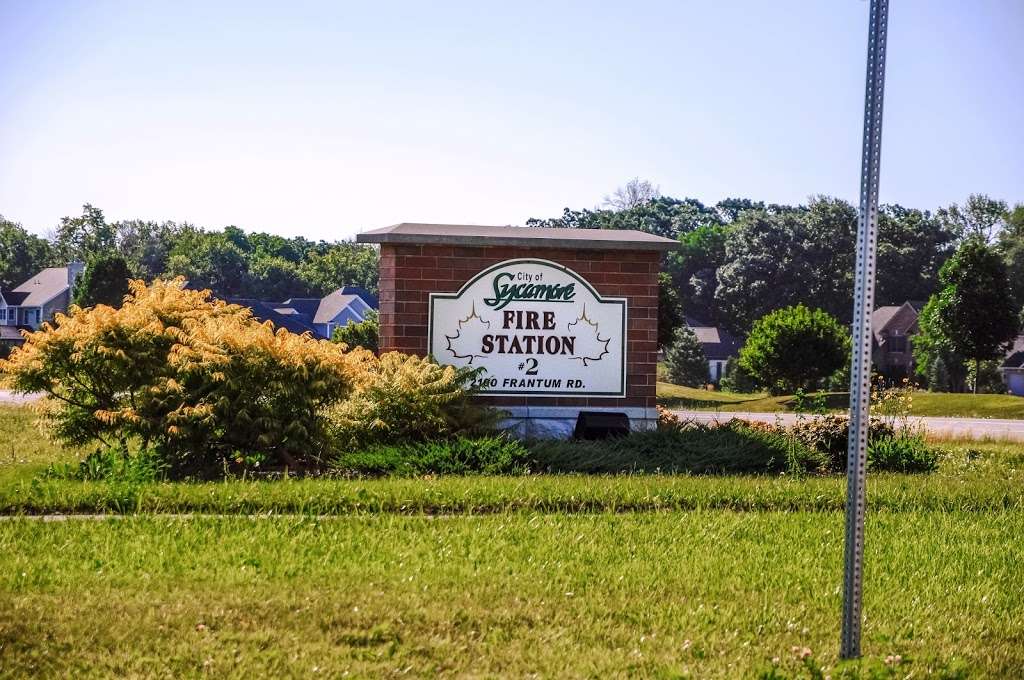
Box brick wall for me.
[378,243,661,410]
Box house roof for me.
[314,291,369,324]
[684,321,742,360]
[1003,351,1024,370]
[0,290,29,306]
[229,299,318,336]
[12,267,71,307]
[872,301,920,343]
[357,223,678,252]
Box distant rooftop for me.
[357,223,677,252]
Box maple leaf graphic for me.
[444,302,491,363]
[567,305,610,366]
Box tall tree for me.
[298,243,380,296]
[937,194,1008,243]
[664,224,731,325]
[73,255,132,308]
[875,205,957,305]
[996,204,1024,313]
[603,178,660,211]
[0,216,52,290]
[50,204,117,264]
[928,238,1020,393]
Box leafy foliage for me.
[738,305,850,394]
[663,326,708,387]
[327,352,497,450]
[0,215,52,290]
[332,309,379,353]
[719,358,759,393]
[916,238,1019,392]
[72,254,132,308]
[1,279,371,475]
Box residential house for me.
[872,301,924,378]
[685,317,742,384]
[1000,335,1024,397]
[0,262,85,347]
[232,286,378,340]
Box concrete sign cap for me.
[357,223,677,252]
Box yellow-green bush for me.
[327,352,499,450]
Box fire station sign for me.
[428,259,627,396]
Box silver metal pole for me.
[841,0,889,660]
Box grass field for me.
[656,381,1024,418]
[2,404,1023,677]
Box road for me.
[670,410,1024,442]
[0,390,1020,442]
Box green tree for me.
[51,204,117,264]
[298,243,380,296]
[114,219,184,280]
[657,273,683,348]
[912,297,968,392]
[938,194,1008,243]
[73,255,132,308]
[663,326,708,387]
[0,216,52,290]
[164,228,252,297]
[664,224,730,325]
[926,238,1019,393]
[996,204,1024,312]
[738,305,850,394]
[331,309,379,353]
[876,205,957,305]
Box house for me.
[1000,335,1024,397]
[231,286,378,340]
[685,317,742,384]
[872,301,924,378]
[0,262,85,346]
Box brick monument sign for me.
[357,223,676,437]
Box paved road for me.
[0,390,40,404]
[670,410,1024,442]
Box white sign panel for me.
[428,259,627,396]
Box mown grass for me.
[2,512,1020,678]
[2,404,1022,676]
[657,382,1024,418]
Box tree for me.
[0,216,52,290]
[657,273,683,348]
[164,229,252,297]
[663,326,708,387]
[738,305,850,394]
[938,194,1008,243]
[332,309,379,353]
[603,178,660,211]
[875,205,956,305]
[664,224,731,325]
[298,243,379,296]
[114,219,184,280]
[73,255,132,308]
[927,238,1019,393]
[912,296,968,392]
[50,204,117,264]
[996,204,1024,313]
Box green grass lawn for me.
[2,404,1023,677]
[657,381,1024,418]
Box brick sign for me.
[429,259,626,396]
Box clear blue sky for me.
[1,0,1021,240]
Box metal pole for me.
[841,0,889,660]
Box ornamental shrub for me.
[738,305,850,394]
[663,326,709,387]
[332,309,379,353]
[1,279,371,476]
[326,352,499,449]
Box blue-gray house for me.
[231,286,378,340]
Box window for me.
[889,336,907,353]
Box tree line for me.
[0,204,379,301]
[530,181,1024,392]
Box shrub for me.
[719,358,758,393]
[664,326,709,387]
[2,279,370,476]
[786,414,894,472]
[529,423,828,475]
[738,305,850,394]
[45,446,165,483]
[332,435,530,477]
[868,434,939,473]
[327,352,498,449]
[332,309,379,353]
